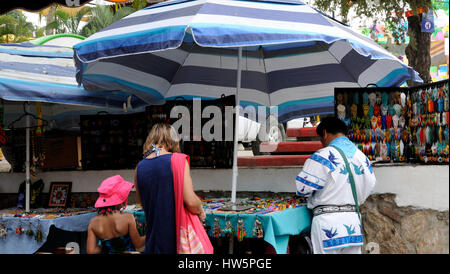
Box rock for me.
[362,194,449,254]
[401,211,428,243]
[380,205,401,223]
[363,208,410,254]
[416,228,441,254]
[436,212,449,225]
[365,242,380,254]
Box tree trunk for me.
[46,5,56,35]
[405,14,432,86]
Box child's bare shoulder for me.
[90,215,102,223]
[121,212,134,219]
[88,215,101,228]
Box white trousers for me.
[313,245,362,254]
[311,212,363,254]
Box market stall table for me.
[0,208,96,254]
[129,197,312,254]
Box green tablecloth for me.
[131,206,312,254]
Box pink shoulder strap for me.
[171,152,213,254]
[171,152,188,253]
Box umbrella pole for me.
[231,47,242,205]
[25,103,30,213]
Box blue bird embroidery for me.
[344,224,356,235]
[365,157,373,174]
[322,227,338,239]
[314,178,320,186]
[340,166,348,175]
[328,151,339,166]
[352,163,365,175]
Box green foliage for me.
[0,11,35,43]
[432,0,449,14]
[45,6,91,35]
[132,0,149,11]
[312,0,433,44]
[35,27,46,38]
[80,5,135,37]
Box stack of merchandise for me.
[335,80,449,164]
[408,81,449,163]
[0,207,96,219]
[202,196,307,215]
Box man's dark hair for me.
[316,117,348,137]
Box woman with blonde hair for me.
[134,123,212,254]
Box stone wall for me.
[361,193,449,254]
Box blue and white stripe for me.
[296,175,323,190]
[323,235,363,251]
[0,43,147,108]
[73,0,421,121]
[310,153,335,171]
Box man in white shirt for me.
[295,117,376,254]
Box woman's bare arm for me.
[134,168,141,204]
[183,160,205,219]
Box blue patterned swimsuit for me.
[99,234,136,254]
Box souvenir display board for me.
[81,96,235,170]
[145,95,236,168]
[128,196,312,254]
[408,81,449,164]
[80,112,147,170]
[334,80,449,164]
[48,182,72,208]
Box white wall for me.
[0,165,448,211]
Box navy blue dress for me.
[136,154,176,254]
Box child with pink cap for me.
[86,175,145,254]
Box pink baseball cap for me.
[95,175,134,208]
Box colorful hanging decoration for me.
[15,222,24,235]
[25,222,34,238]
[395,6,428,18]
[0,222,7,240]
[222,221,234,238]
[213,217,221,238]
[422,9,435,33]
[236,219,246,242]
[252,218,264,239]
[35,220,43,244]
[337,80,449,164]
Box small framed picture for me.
[48,182,72,208]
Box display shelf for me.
[286,127,319,138]
[238,155,310,167]
[259,141,322,153]
[80,112,147,170]
[334,80,449,164]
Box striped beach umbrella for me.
[0,41,147,212]
[74,0,421,121]
[73,0,421,203]
[0,42,147,109]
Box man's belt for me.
[312,204,356,217]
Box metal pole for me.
[25,103,30,212]
[231,47,242,205]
